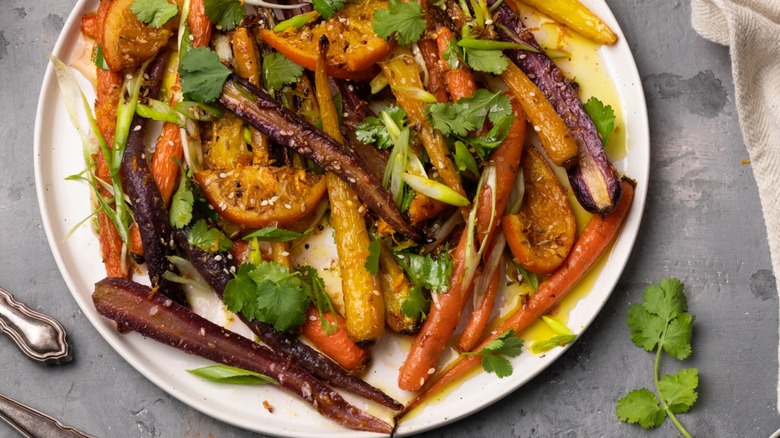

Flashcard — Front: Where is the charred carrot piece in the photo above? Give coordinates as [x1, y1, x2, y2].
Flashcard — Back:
[188, 0, 212, 48]
[80, 11, 99, 40]
[435, 27, 478, 102]
[399, 178, 635, 418]
[301, 307, 370, 374]
[397, 228, 472, 391]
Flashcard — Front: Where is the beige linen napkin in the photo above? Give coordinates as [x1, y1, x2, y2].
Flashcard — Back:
[691, 0, 780, 410]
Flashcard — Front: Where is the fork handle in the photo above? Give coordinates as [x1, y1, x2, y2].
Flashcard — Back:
[0, 287, 71, 365]
[0, 393, 94, 438]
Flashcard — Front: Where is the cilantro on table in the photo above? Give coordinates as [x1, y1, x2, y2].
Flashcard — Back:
[583, 96, 616, 145]
[224, 262, 311, 332]
[187, 365, 278, 385]
[372, 0, 426, 45]
[616, 278, 698, 438]
[203, 0, 245, 31]
[130, 0, 178, 28]
[187, 219, 233, 253]
[262, 52, 304, 92]
[179, 47, 232, 104]
[312, 0, 346, 19]
[464, 330, 523, 378]
[356, 106, 408, 150]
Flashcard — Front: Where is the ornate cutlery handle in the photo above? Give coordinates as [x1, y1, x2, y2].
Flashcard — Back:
[0, 393, 95, 438]
[0, 287, 71, 364]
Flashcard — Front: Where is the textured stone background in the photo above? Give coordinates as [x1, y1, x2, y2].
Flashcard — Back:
[0, 0, 778, 437]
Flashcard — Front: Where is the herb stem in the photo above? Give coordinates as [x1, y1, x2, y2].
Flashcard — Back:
[655, 324, 693, 438]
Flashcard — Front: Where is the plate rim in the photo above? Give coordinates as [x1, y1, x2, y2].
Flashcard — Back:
[33, 0, 650, 436]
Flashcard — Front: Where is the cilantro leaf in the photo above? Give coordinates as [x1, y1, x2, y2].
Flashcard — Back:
[311, 0, 346, 19]
[169, 165, 194, 228]
[401, 285, 430, 320]
[224, 262, 312, 332]
[616, 388, 666, 428]
[663, 312, 695, 360]
[643, 277, 687, 322]
[463, 114, 514, 158]
[188, 365, 277, 385]
[203, 0, 245, 31]
[372, 0, 426, 45]
[467, 330, 524, 378]
[262, 52, 304, 92]
[442, 39, 462, 69]
[427, 89, 512, 137]
[242, 227, 306, 242]
[394, 251, 453, 293]
[187, 219, 233, 253]
[356, 107, 407, 150]
[130, 0, 178, 28]
[224, 264, 259, 319]
[618, 278, 698, 436]
[626, 303, 665, 352]
[658, 368, 698, 414]
[365, 238, 381, 276]
[298, 265, 338, 335]
[179, 47, 232, 104]
[583, 96, 616, 145]
[453, 141, 479, 179]
[463, 48, 508, 75]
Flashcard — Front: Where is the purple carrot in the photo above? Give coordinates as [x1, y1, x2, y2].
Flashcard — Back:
[172, 225, 404, 411]
[92, 277, 394, 433]
[493, 4, 622, 214]
[120, 51, 184, 303]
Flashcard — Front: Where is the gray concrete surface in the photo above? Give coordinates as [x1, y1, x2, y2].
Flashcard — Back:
[1, 0, 778, 437]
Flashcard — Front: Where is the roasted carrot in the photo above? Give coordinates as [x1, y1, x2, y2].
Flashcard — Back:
[435, 27, 478, 102]
[301, 307, 370, 374]
[188, 0, 212, 48]
[94, 0, 127, 278]
[316, 39, 385, 346]
[399, 178, 635, 417]
[457, 256, 502, 352]
[397, 228, 472, 391]
[80, 11, 99, 40]
[128, 223, 144, 258]
[417, 37, 449, 104]
[150, 121, 183, 205]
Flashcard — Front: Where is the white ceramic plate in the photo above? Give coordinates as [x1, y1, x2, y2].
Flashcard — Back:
[34, 1, 649, 436]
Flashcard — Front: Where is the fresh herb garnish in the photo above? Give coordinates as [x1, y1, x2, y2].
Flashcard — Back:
[187, 365, 278, 385]
[512, 261, 539, 291]
[394, 251, 453, 294]
[187, 219, 233, 253]
[130, 0, 178, 28]
[311, 0, 346, 19]
[298, 265, 338, 335]
[242, 227, 306, 242]
[203, 0, 245, 31]
[169, 161, 194, 228]
[453, 141, 479, 179]
[365, 238, 382, 276]
[401, 284, 430, 320]
[356, 106, 407, 150]
[464, 330, 524, 378]
[426, 89, 513, 138]
[179, 47, 232, 104]
[372, 0, 426, 45]
[224, 262, 311, 332]
[616, 278, 698, 437]
[583, 96, 616, 145]
[262, 52, 304, 92]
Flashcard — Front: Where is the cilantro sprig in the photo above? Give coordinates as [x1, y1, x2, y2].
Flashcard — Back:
[262, 52, 304, 92]
[616, 278, 698, 437]
[372, 0, 426, 45]
[130, 0, 178, 28]
[464, 330, 523, 378]
[583, 96, 616, 145]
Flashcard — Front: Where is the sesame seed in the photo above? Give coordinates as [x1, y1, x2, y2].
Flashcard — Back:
[428, 367, 435, 375]
[214, 255, 223, 261]
[281, 251, 290, 257]
[133, 125, 142, 132]
[534, 125, 541, 132]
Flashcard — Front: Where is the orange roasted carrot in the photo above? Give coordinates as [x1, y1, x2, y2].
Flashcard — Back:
[151, 121, 184, 205]
[457, 260, 501, 352]
[399, 178, 635, 417]
[80, 12, 99, 40]
[435, 27, 478, 102]
[301, 307, 370, 374]
[398, 228, 473, 391]
[418, 37, 449, 104]
[189, 0, 212, 48]
[128, 223, 144, 258]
